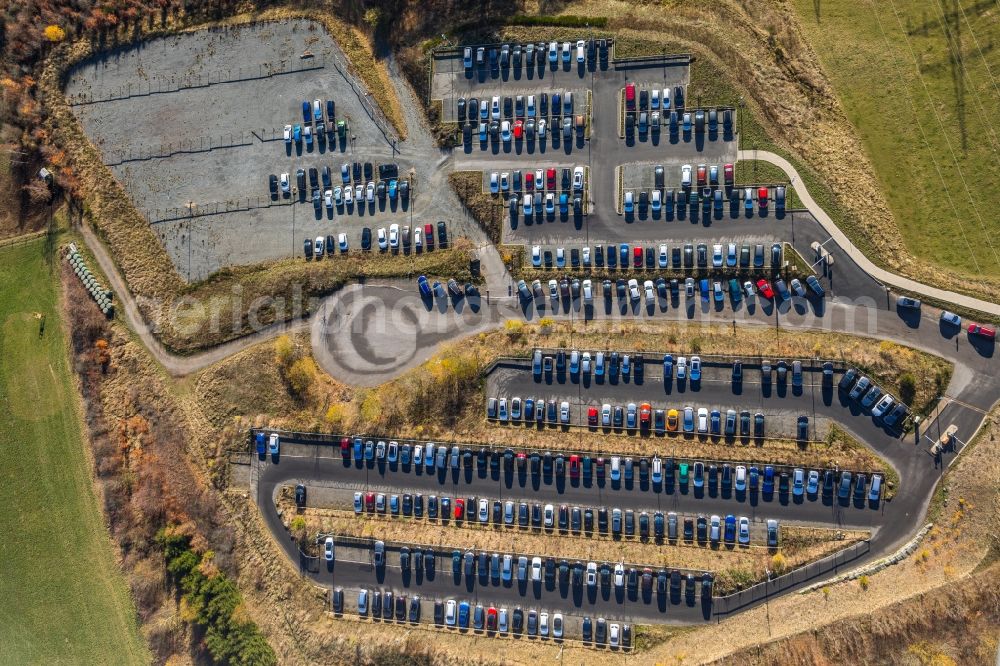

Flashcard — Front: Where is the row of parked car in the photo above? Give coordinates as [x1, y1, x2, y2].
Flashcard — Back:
[490, 166, 584, 194]
[271, 162, 408, 200]
[459, 91, 579, 124]
[462, 38, 610, 72]
[531, 241, 783, 271]
[354, 483, 781, 547]
[285, 98, 349, 144]
[333, 435, 879, 501]
[838, 368, 910, 427]
[514, 272, 822, 309]
[624, 186, 785, 217]
[303, 221, 448, 259]
[466, 114, 583, 145]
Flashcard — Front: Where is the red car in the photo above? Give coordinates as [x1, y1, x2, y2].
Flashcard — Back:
[758, 187, 769, 209]
[639, 402, 652, 428]
[546, 168, 557, 190]
[696, 164, 707, 186]
[525, 171, 534, 190]
[516, 451, 527, 467]
[633, 246, 643, 267]
[756, 279, 775, 299]
[454, 498, 465, 520]
[624, 83, 636, 111]
[424, 223, 434, 248]
[588, 406, 598, 426]
[340, 437, 350, 458]
[968, 322, 997, 339]
[595, 457, 605, 478]
[365, 492, 375, 512]
[486, 607, 498, 631]
[724, 163, 734, 185]
[569, 454, 580, 478]
[513, 119, 524, 139]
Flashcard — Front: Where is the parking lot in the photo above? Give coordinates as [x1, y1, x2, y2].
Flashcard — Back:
[67, 20, 470, 279]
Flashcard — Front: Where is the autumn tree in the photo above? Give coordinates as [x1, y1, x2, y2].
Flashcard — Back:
[44, 25, 66, 42]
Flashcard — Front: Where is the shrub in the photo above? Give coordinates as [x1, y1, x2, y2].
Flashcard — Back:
[690, 338, 702, 353]
[859, 574, 870, 590]
[286, 357, 318, 398]
[504, 320, 525, 340]
[770, 552, 788, 574]
[506, 15, 608, 28]
[274, 335, 295, 369]
[44, 25, 67, 42]
[898, 372, 917, 405]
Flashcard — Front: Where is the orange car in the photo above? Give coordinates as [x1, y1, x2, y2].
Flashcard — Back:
[666, 409, 679, 432]
[639, 403, 652, 428]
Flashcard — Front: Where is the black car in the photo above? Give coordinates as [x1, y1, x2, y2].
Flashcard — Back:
[361, 228, 372, 251]
[839, 367, 859, 391]
[294, 484, 306, 507]
[303, 238, 313, 259]
[434, 600, 444, 625]
[437, 221, 448, 247]
[268, 174, 278, 197]
[582, 616, 593, 642]
[325, 235, 335, 255]
[308, 167, 319, 188]
[512, 607, 524, 634]
[352, 161, 362, 182]
[457, 97, 467, 121]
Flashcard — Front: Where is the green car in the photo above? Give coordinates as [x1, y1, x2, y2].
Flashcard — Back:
[337, 119, 348, 138]
[728, 278, 742, 302]
[679, 462, 689, 485]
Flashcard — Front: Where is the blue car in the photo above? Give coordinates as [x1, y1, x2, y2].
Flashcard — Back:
[479, 123, 487, 141]
[255, 432, 266, 455]
[559, 192, 569, 214]
[700, 278, 710, 301]
[364, 440, 374, 461]
[762, 465, 775, 493]
[749, 466, 759, 490]
[302, 101, 311, 123]
[417, 275, 431, 297]
[662, 354, 673, 377]
[619, 243, 629, 266]
[724, 514, 736, 543]
[293, 124, 301, 142]
[388, 179, 398, 199]
[353, 437, 363, 461]
[458, 601, 470, 628]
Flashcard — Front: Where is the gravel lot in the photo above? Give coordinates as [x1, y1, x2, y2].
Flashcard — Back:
[67, 20, 465, 280]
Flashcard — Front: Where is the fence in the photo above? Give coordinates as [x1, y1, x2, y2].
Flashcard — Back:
[68, 57, 327, 106]
[145, 195, 294, 224]
[103, 131, 257, 166]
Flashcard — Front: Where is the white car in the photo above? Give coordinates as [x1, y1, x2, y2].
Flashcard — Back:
[283, 125, 292, 143]
[354, 183, 362, 200]
[478, 499, 489, 522]
[354, 491, 363, 513]
[539, 611, 549, 637]
[610, 457, 620, 480]
[366, 181, 375, 202]
[413, 227, 422, 248]
[333, 186, 343, 205]
[523, 195, 533, 215]
[609, 623, 620, 647]
[561, 41, 571, 62]
[324, 536, 334, 561]
[526, 95, 535, 117]
[545, 192, 555, 214]
[576, 39, 586, 62]
[337, 233, 348, 251]
[531, 245, 541, 267]
[651, 88, 660, 109]
[735, 465, 747, 491]
[623, 190, 634, 213]
[314, 236, 324, 257]
[658, 244, 668, 268]
[677, 356, 687, 379]
[662, 87, 671, 109]
[463, 46, 472, 68]
[712, 244, 724, 267]
[324, 189, 333, 209]
[343, 185, 353, 204]
[627, 278, 640, 301]
[710, 515, 721, 542]
[388, 224, 399, 248]
[544, 503, 554, 527]
[445, 599, 457, 626]
[501, 121, 512, 142]
[377, 227, 387, 250]
[582, 351, 591, 373]
[573, 166, 585, 191]
[500, 172, 509, 191]
[279, 173, 290, 193]
[538, 119, 547, 137]
[535, 168, 544, 187]
[531, 556, 543, 581]
[552, 612, 563, 639]
[582, 279, 593, 303]
[872, 393, 896, 418]
[651, 188, 662, 211]
[582, 246, 590, 265]
[559, 401, 570, 424]
[697, 407, 708, 433]
[614, 563, 625, 588]
[548, 41, 558, 63]
[489, 172, 499, 194]
[744, 280, 755, 298]
[586, 562, 598, 587]
[644, 280, 655, 302]
[681, 164, 692, 187]
[498, 608, 508, 633]
[690, 356, 702, 380]
[555, 247, 565, 267]
[491, 95, 501, 120]
[738, 517, 751, 545]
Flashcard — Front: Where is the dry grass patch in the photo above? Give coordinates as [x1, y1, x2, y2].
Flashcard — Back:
[280, 497, 869, 596]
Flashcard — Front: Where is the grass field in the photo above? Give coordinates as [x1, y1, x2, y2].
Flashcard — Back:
[0, 239, 147, 664]
[790, 0, 1000, 282]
